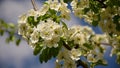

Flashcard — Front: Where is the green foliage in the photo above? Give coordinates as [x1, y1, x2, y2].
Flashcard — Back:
[33, 43, 43, 55]
[16, 38, 21, 46]
[90, 59, 107, 68]
[83, 43, 94, 50]
[113, 15, 120, 31]
[0, 19, 21, 46]
[63, 0, 72, 3]
[39, 47, 61, 63]
[107, 0, 120, 7]
[117, 53, 120, 64]
[92, 20, 99, 27]
[61, 21, 68, 30]
[27, 16, 40, 27]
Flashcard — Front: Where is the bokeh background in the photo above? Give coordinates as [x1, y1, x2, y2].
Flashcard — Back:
[0, 0, 120, 68]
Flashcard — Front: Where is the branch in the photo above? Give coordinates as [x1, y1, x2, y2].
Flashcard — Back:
[96, 0, 107, 8]
[31, 0, 38, 11]
[62, 41, 71, 50]
[76, 60, 88, 68]
[61, 40, 88, 68]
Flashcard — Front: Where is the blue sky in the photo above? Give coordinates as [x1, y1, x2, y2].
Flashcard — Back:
[0, 0, 120, 68]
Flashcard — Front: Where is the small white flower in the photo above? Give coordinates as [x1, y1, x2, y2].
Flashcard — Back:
[57, 48, 70, 61]
[30, 29, 40, 44]
[18, 23, 32, 39]
[63, 58, 76, 68]
[36, 19, 62, 48]
[70, 48, 81, 60]
[18, 14, 27, 24]
[59, 0, 71, 20]
[38, 4, 49, 16]
[28, 9, 38, 16]
[50, 0, 61, 11]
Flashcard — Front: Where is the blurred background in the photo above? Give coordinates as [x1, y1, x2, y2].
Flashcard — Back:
[0, 0, 120, 68]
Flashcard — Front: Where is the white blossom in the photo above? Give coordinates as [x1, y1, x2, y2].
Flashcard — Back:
[36, 19, 62, 48]
[38, 4, 49, 16]
[50, 0, 61, 11]
[70, 48, 81, 60]
[63, 58, 76, 68]
[30, 29, 40, 44]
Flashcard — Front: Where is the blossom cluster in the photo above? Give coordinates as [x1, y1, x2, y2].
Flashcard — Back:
[18, 0, 118, 68]
[71, 0, 120, 35]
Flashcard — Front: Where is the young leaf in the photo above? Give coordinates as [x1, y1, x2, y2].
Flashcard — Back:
[39, 46, 61, 63]
[83, 43, 94, 50]
[33, 44, 43, 56]
[16, 38, 21, 46]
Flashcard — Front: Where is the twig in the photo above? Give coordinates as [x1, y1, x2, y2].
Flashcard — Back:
[76, 60, 88, 68]
[101, 43, 110, 46]
[31, 0, 38, 11]
[96, 0, 107, 8]
[62, 41, 71, 50]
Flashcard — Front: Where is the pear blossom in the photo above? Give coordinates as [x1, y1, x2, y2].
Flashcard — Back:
[70, 48, 81, 60]
[63, 58, 76, 68]
[30, 29, 40, 44]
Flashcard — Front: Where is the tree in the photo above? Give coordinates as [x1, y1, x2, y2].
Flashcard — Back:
[0, 0, 120, 68]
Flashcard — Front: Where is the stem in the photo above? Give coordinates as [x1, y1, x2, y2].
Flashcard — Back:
[76, 60, 88, 68]
[31, 0, 38, 11]
[62, 41, 71, 50]
[96, 0, 107, 8]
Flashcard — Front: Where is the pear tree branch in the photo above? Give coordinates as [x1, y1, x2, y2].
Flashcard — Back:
[31, 0, 38, 11]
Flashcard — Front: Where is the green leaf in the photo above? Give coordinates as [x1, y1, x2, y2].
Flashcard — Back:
[63, 0, 72, 3]
[16, 38, 21, 46]
[49, 9, 56, 15]
[113, 15, 120, 24]
[61, 21, 68, 30]
[5, 35, 14, 43]
[92, 20, 98, 26]
[27, 16, 34, 25]
[27, 16, 40, 26]
[96, 59, 108, 66]
[41, 14, 50, 21]
[90, 59, 107, 68]
[0, 29, 4, 36]
[33, 44, 43, 56]
[83, 7, 90, 14]
[116, 24, 120, 31]
[39, 47, 60, 63]
[117, 52, 120, 64]
[89, 0, 100, 13]
[39, 47, 50, 63]
[83, 43, 94, 50]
